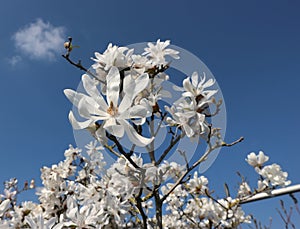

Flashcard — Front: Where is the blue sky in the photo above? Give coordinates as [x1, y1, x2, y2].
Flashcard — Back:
[0, 0, 300, 227]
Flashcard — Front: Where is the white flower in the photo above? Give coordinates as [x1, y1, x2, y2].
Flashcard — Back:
[143, 39, 179, 65]
[24, 214, 57, 229]
[182, 72, 217, 102]
[57, 196, 98, 228]
[0, 199, 10, 217]
[237, 182, 252, 198]
[91, 43, 133, 71]
[258, 163, 291, 187]
[187, 172, 208, 195]
[165, 97, 208, 137]
[246, 151, 269, 167]
[64, 66, 154, 146]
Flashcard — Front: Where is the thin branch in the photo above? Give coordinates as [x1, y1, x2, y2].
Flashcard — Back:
[103, 144, 121, 157]
[221, 137, 244, 147]
[106, 133, 140, 169]
[155, 133, 183, 166]
[161, 137, 243, 203]
[62, 54, 105, 84]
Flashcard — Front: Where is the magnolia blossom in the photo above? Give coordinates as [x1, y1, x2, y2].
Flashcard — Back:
[187, 171, 208, 195]
[143, 39, 179, 65]
[64, 66, 154, 146]
[237, 182, 252, 198]
[246, 151, 269, 168]
[258, 163, 291, 187]
[24, 215, 57, 229]
[182, 71, 217, 102]
[0, 199, 10, 217]
[91, 43, 133, 75]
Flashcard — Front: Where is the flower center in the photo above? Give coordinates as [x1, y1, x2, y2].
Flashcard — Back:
[107, 101, 118, 116]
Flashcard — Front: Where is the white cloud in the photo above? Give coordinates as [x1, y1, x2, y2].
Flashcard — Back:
[8, 55, 22, 66]
[12, 18, 65, 60]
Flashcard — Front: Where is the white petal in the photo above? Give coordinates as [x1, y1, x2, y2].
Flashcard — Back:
[126, 105, 148, 119]
[106, 66, 120, 106]
[202, 78, 215, 88]
[82, 74, 108, 109]
[64, 89, 84, 107]
[183, 77, 194, 93]
[198, 72, 206, 86]
[68, 111, 93, 130]
[183, 124, 194, 137]
[182, 91, 194, 98]
[124, 73, 149, 98]
[103, 117, 116, 128]
[204, 90, 218, 99]
[105, 122, 124, 138]
[191, 72, 198, 88]
[0, 199, 10, 216]
[118, 94, 132, 114]
[119, 119, 154, 146]
[132, 117, 146, 125]
[24, 216, 35, 228]
[119, 73, 149, 112]
[78, 98, 108, 120]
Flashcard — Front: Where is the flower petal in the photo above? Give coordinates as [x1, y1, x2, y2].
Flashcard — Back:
[78, 98, 108, 120]
[119, 119, 154, 146]
[64, 89, 85, 108]
[119, 73, 149, 112]
[191, 72, 198, 88]
[82, 74, 108, 110]
[104, 120, 124, 138]
[68, 111, 93, 130]
[183, 77, 193, 94]
[106, 66, 120, 106]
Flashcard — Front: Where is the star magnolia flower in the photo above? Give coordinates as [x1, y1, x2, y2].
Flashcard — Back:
[64, 66, 154, 147]
[143, 39, 179, 65]
[246, 151, 269, 168]
[24, 214, 57, 229]
[259, 163, 291, 187]
[181, 72, 217, 103]
[91, 43, 133, 71]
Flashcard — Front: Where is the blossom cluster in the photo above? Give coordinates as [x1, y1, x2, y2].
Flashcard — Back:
[64, 40, 218, 147]
[0, 142, 291, 228]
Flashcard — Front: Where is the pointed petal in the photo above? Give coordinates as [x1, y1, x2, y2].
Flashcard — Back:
[191, 72, 198, 87]
[198, 72, 206, 86]
[104, 121, 124, 138]
[119, 73, 149, 112]
[131, 117, 146, 125]
[183, 124, 194, 137]
[64, 89, 85, 107]
[78, 98, 108, 120]
[106, 66, 120, 106]
[82, 74, 108, 109]
[128, 105, 148, 118]
[68, 111, 93, 130]
[202, 78, 215, 88]
[183, 77, 194, 93]
[119, 120, 154, 146]
[124, 73, 149, 98]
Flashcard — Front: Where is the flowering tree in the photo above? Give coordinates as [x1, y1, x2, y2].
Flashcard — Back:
[0, 39, 298, 228]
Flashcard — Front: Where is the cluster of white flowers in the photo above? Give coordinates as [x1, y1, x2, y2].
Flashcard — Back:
[1, 143, 291, 228]
[64, 39, 217, 147]
[0, 40, 293, 228]
[243, 151, 291, 193]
